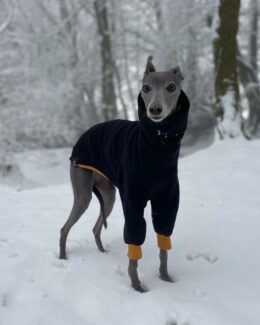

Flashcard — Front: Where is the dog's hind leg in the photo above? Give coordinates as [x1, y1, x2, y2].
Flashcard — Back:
[92, 174, 116, 252]
[59, 165, 93, 259]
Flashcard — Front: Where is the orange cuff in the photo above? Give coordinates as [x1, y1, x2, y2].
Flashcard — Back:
[157, 234, 172, 250]
[127, 244, 142, 260]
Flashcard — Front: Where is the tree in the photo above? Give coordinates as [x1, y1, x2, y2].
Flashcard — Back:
[94, 0, 117, 121]
[238, 0, 260, 138]
[213, 0, 241, 138]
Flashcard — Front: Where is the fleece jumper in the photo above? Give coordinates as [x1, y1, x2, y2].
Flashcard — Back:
[70, 90, 190, 258]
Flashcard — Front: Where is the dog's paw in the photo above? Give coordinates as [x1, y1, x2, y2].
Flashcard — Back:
[159, 273, 176, 283]
[132, 283, 148, 293]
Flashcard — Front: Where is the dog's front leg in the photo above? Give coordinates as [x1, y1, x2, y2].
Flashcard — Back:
[128, 260, 146, 292]
[159, 249, 174, 282]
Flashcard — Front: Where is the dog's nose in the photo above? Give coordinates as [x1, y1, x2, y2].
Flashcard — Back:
[149, 105, 162, 116]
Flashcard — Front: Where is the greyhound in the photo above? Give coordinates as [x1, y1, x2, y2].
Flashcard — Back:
[59, 56, 190, 292]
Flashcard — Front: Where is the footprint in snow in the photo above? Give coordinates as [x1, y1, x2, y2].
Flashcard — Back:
[192, 287, 207, 299]
[0, 238, 8, 245]
[166, 320, 190, 325]
[8, 252, 19, 259]
[186, 252, 218, 263]
[115, 265, 125, 277]
[201, 252, 218, 263]
[1, 293, 11, 307]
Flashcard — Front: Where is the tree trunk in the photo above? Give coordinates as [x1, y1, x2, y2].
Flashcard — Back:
[213, 0, 241, 138]
[59, 0, 78, 69]
[81, 84, 99, 125]
[237, 0, 260, 138]
[154, 0, 163, 32]
[116, 1, 136, 117]
[237, 48, 260, 137]
[249, 0, 258, 74]
[94, 0, 117, 121]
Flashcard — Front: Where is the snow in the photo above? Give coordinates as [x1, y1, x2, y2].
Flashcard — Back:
[1, 139, 260, 325]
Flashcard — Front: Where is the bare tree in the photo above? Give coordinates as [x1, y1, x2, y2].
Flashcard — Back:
[249, 0, 258, 74]
[58, 0, 79, 69]
[154, 0, 163, 32]
[94, 0, 117, 121]
[237, 0, 260, 138]
[213, 0, 241, 138]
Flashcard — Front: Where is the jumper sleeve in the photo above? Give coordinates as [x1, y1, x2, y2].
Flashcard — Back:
[119, 171, 149, 246]
[119, 189, 148, 246]
[150, 178, 180, 237]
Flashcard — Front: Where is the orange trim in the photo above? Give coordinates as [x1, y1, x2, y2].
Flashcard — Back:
[157, 234, 172, 250]
[127, 244, 142, 260]
[77, 164, 108, 180]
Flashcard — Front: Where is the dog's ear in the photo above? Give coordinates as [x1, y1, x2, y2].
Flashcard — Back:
[171, 66, 184, 81]
[144, 56, 156, 76]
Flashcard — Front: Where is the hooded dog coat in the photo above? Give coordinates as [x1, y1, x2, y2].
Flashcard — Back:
[70, 90, 190, 257]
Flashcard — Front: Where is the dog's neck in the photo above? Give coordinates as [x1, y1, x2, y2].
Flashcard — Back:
[137, 90, 190, 147]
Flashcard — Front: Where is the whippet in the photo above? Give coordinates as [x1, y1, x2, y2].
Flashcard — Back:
[59, 56, 190, 292]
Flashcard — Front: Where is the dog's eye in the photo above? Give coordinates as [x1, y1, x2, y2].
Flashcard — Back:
[142, 85, 151, 93]
[166, 83, 176, 92]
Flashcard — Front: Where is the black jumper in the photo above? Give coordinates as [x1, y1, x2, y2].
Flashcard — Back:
[70, 90, 190, 246]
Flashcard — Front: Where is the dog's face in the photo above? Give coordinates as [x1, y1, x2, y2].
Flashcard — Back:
[141, 56, 184, 122]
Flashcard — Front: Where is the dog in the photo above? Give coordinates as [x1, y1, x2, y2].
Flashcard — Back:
[59, 56, 190, 292]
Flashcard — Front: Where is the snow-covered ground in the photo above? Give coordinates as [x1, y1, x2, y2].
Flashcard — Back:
[1, 139, 260, 325]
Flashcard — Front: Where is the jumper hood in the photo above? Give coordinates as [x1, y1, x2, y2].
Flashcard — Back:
[137, 90, 190, 145]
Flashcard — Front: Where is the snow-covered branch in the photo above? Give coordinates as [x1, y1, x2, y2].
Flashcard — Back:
[0, 0, 15, 35]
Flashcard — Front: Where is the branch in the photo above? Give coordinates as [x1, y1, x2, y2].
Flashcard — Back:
[0, 0, 15, 35]
[13, 2, 84, 44]
[79, 0, 95, 18]
[35, 0, 58, 26]
[123, 28, 155, 46]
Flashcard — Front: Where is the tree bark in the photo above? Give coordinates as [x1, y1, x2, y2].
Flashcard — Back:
[154, 0, 163, 32]
[237, 49, 260, 137]
[94, 0, 117, 121]
[59, 0, 78, 69]
[237, 0, 260, 138]
[249, 0, 258, 74]
[213, 0, 241, 138]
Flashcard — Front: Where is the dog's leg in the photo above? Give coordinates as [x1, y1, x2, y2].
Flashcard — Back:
[92, 174, 116, 252]
[128, 259, 146, 292]
[159, 249, 174, 282]
[59, 166, 93, 259]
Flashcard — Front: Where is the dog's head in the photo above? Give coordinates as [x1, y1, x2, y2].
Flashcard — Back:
[141, 56, 184, 123]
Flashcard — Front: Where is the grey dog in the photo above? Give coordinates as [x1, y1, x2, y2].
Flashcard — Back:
[59, 56, 189, 292]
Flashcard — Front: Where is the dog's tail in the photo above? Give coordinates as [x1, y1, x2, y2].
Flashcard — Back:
[92, 186, 108, 229]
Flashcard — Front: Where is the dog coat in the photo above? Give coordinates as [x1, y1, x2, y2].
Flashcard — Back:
[70, 90, 190, 258]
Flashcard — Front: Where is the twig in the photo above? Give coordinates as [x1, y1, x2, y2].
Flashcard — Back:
[0, 0, 15, 35]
